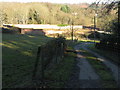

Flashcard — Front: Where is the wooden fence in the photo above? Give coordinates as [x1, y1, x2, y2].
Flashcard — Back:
[32, 37, 66, 87]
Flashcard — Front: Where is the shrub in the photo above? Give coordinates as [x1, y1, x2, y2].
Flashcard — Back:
[95, 35, 120, 52]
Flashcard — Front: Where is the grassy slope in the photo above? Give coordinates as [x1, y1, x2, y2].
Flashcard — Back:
[44, 52, 76, 88]
[43, 40, 77, 88]
[2, 34, 76, 88]
[87, 43, 120, 64]
[2, 34, 52, 87]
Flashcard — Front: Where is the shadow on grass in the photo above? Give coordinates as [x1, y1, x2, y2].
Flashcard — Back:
[2, 33, 78, 88]
[2, 33, 53, 88]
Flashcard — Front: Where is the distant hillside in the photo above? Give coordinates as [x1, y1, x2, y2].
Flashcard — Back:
[0, 2, 94, 26]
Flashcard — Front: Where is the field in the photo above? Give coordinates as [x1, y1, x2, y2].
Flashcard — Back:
[2, 33, 52, 87]
[2, 33, 76, 88]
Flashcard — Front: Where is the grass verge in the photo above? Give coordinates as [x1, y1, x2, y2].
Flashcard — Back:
[44, 47, 76, 88]
[80, 49, 117, 88]
[87, 43, 120, 65]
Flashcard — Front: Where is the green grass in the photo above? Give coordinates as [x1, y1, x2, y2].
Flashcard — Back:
[79, 48, 117, 88]
[66, 39, 99, 49]
[79, 39, 100, 43]
[44, 48, 76, 88]
[2, 33, 76, 88]
[66, 40, 82, 49]
[66, 40, 118, 88]
[87, 43, 120, 64]
[2, 34, 52, 88]
[57, 24, 68, 27]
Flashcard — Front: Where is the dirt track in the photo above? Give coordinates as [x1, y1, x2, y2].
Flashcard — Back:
[65, 42, 119, 88]
[80, 42, 119, 84]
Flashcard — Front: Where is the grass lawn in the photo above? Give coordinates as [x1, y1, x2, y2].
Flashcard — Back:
[2, 33, 52, 88]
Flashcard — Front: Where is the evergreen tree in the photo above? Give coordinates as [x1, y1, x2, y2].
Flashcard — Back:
[60, 5, 70, 13]
[28, 9, 41, 24]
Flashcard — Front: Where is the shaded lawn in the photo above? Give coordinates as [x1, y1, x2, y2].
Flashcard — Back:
[2, 34, 52, 88]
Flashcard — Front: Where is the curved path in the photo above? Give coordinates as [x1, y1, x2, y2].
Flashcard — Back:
[66, 42, 119, 88]
[80, 42, 119, 83]
[74, 43, 102, 88]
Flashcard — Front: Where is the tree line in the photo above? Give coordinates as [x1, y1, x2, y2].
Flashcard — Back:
[0, 2, 94, 26]
[0, 1, 119, 36]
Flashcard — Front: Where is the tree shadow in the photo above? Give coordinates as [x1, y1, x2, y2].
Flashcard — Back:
[2, 33, 54, 88]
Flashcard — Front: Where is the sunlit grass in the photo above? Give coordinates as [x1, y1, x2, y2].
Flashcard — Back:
[2, 34, 52, 88]
[2, 42, 20, 49]
[21, 51, 33, 57]
[86, 56, 96, 60]
[2, 33, 76, 88]
[79, 39, 100, 43]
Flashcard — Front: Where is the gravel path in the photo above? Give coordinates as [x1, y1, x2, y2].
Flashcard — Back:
[80, 42, 120, 86]
[65, 42, 120, 88]
[74, 44, 102, 88]
[65, 43, 102, 88]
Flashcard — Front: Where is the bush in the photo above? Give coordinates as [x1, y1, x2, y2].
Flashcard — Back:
[95, 35, 120, 52]
[88, 31, 100, 39]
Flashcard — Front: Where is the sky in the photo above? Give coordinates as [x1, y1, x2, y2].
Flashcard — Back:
[0, 0, 100, 4]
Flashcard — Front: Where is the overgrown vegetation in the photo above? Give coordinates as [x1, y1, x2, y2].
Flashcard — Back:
[93, 1, 120, 57]
[94, 0, 119, 35]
